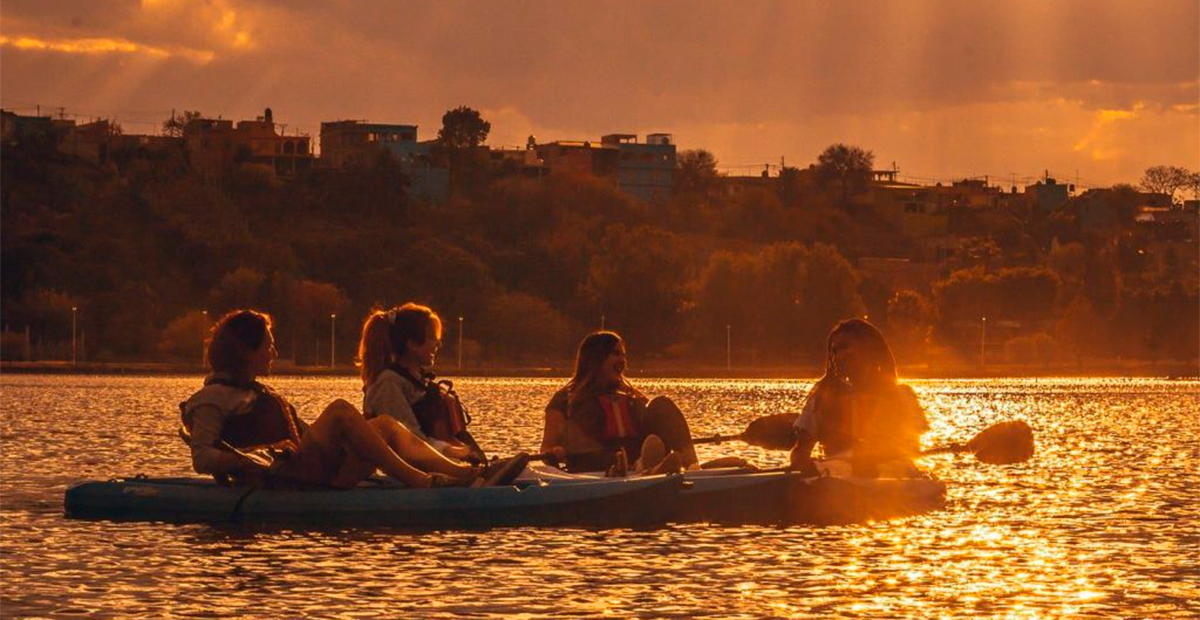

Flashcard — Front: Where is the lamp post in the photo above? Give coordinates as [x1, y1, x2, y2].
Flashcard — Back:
[980, 316, 987, 368]
[726, 324, 731, 371]
[330, 313, 336, 368]
[457, 316, 464, 370]
[71, 306, 77, 366]
[201, 310, 208, 367]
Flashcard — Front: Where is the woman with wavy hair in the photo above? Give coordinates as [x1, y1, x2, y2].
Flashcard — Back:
[540, 331, 700, 475]
[181, 309, 478, 489]
[788, 318, 929, 477]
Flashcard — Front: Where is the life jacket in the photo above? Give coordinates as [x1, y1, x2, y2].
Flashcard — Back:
[180, 377, 304, 451]
[596, 393, 640, 441]
[390, 365, 470, 442]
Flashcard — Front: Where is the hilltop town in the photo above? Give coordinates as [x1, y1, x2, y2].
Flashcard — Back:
[2, 105, 1197, 374]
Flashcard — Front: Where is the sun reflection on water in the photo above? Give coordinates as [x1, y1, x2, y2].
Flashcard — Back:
[1, 375, 1197, 618]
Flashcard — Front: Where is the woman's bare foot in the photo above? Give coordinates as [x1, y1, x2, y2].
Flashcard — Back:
[635, 435, 667, 472]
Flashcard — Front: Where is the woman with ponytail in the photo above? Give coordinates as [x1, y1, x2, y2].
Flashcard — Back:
[358, 303, 485, 463]
[788, 318, 929, 477]
[181, 309, 478, 489]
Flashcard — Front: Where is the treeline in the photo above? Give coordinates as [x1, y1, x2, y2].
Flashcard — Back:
[1, 132, 1196, 369]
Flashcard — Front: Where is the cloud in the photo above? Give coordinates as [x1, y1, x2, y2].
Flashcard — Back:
[1, 0, 1196, 184]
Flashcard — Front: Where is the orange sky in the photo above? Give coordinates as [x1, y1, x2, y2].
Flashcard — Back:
[2, 0, 1197, 187]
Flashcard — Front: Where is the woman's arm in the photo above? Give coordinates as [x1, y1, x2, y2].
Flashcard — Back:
[541, 407, 568, 464]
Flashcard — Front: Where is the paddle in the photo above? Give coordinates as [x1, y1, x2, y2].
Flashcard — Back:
[696, 414, 1035, 465]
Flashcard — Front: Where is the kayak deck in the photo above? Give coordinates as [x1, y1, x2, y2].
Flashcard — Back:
[518, 464, 947, 525]
[64, 475, 684, 528]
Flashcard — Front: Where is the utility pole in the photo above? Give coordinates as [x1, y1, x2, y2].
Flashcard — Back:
[600, 315, 606, 331]
[457, 316, 464, 370]
[330, 313, 337, 368]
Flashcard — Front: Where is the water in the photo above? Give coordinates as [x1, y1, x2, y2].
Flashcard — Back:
[2, 375, 1197, 619]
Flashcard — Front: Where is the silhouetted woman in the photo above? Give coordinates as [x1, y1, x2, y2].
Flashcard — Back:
[541, 331, 700, 474]
[181, 309, 477, 489]
[789, 318, 929, 477]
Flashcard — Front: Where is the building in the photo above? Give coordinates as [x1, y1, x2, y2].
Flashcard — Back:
[318, 119, 448, 204]
[870, 179, 950, 238]
[1026, 175, 1074, 213]
[184, 108, 312, 178]
[320, 120, 419, 168]
[600, 133, 675, 202]
[534, 140, 620, 182]
[1, 110, 75, 147]
[487, 137, 548, 178]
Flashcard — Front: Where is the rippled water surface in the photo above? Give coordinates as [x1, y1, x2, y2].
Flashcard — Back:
[2, 375, 1197, 619]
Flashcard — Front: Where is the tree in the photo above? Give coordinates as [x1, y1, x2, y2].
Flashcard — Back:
[816, 143, 874, 209]
[437, 106, 491, 150]
[157, 310, 211, 360]
[674, 149, 720, 197]
[1139, 165, 1192, 206]
[162, 110, 203, 137]
[886, 290, 933, 364]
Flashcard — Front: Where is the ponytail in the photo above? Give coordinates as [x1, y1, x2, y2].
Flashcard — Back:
[356, 310, 392, 389]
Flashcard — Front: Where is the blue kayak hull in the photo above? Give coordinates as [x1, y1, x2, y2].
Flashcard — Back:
[64, 475, 684, 528]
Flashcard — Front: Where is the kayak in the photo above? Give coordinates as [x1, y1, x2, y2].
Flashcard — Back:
[63, 474, 684, 528]
[517, 463, 947, 525]
[65, 466, 944, 528]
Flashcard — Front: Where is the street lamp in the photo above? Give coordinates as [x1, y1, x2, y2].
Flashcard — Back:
[980, 316, 987, 368]
[201, 310, 208, 368]
[726, 324, 731, 371]
[71, 306, 77, 366]
[457, 316, 464, 370]
[330, 313, 337, 368]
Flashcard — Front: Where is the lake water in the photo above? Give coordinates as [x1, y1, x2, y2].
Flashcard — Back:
[1, 375, 1197, 619]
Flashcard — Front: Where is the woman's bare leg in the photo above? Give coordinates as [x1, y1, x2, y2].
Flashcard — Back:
[367, 416, 476, 478]
[302, 400, 429, 487]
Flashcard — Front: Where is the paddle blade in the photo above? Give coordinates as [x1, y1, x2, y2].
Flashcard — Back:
[965, 420, 1035, 464]
[742, 413, 799, 450]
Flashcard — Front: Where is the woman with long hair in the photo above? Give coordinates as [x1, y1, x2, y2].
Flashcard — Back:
[181, 309, 478, 489]
[540, 331, 700, 475]
[788, 318, 929, 477]
[358, 303, 483, 462]
[358, 303, 527, 484]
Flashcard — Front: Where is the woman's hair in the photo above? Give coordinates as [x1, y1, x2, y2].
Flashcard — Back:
[206, 309, 272, 380]
[819, 317, 897, 389]
[357, 302, 442, 386]
[566, 331, 634, 406]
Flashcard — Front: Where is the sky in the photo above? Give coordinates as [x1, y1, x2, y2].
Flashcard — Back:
[1, 0, 1197, 188]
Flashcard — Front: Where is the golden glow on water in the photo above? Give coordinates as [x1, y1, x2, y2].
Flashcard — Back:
[1, 376, 1197, 618]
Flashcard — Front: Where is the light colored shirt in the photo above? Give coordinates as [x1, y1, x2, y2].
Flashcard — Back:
[182, 380, 261, 475]
[363, 368, 450, 452]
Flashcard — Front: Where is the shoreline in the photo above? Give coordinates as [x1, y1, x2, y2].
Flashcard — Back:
[3, 360, 1196, 380]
